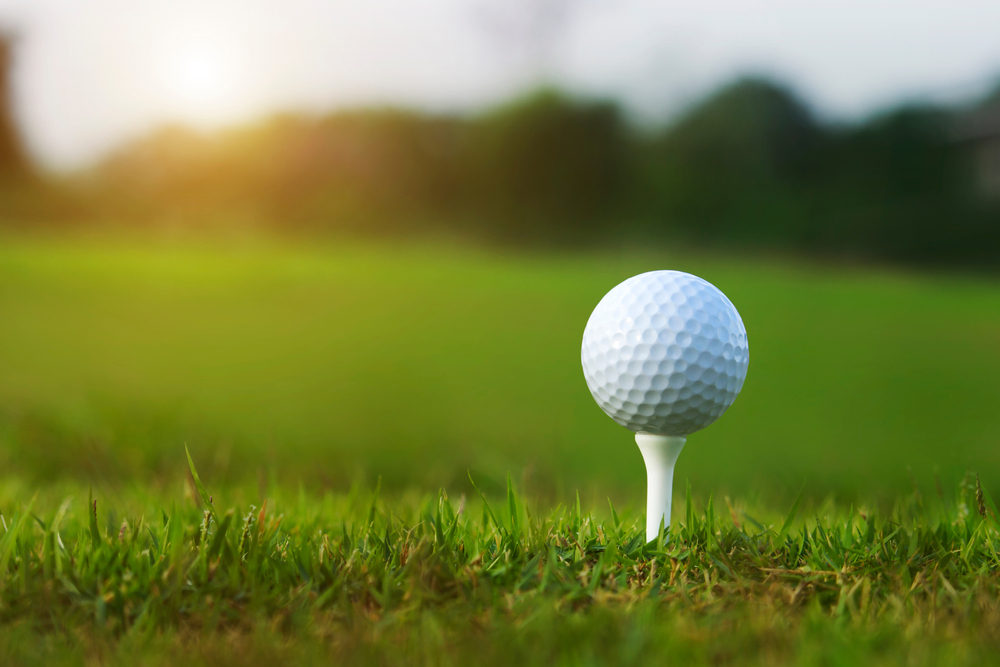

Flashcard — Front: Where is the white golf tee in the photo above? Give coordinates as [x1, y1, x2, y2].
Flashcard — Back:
[635, 433, 687, 542]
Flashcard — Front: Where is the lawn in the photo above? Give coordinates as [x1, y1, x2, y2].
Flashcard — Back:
[1, 237, 1000, 665]
[0, 238, 998, 500]
[2, 460, 1000, 666]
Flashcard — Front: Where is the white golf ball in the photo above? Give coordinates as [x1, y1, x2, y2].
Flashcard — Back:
[581, 270, 749, 436]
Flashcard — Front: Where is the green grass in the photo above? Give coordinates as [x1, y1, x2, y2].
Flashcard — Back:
[2, 236, 1000, 664]
[1, 238, 999, 501]
[2, 456, 1000, 666]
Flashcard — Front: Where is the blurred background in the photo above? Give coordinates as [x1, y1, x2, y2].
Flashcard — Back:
[0, 0, 999, 504]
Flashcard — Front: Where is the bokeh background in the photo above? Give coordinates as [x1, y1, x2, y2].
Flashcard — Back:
[0, 0, 999, 504]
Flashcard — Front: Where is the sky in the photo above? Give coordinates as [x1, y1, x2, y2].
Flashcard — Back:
[2, 0, 1000, 170]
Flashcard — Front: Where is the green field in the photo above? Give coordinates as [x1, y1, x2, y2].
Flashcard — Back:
[2, 238, 1000, 665]
[1, 238, 999, 499]
[2, 463, 1000, 666]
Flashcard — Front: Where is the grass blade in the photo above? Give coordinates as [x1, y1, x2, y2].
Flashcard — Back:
[0, 494, 37, 586]
[208, 510, 235, 560]
[608, 498, 621, 538]
[185, 445, 215, 516]
[507, 473, 520, 539]
[777, 482, 806, 543]
[468, 471, 503, 535]
[88, 487, 101, 548]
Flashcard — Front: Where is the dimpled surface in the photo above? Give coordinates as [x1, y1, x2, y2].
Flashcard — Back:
[581, 270, 749, 436]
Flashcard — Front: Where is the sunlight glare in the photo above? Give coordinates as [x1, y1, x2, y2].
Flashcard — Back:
[159, 32, 244, 123]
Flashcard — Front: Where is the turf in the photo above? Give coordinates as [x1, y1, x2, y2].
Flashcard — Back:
[2, 456, 1000, 666]
[2, 237, 1000, 665]
[1, 238, 999, 502]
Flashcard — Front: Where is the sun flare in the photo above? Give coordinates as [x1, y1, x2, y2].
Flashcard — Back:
[173, 50, 226, 98]
[158, 32, 243, 122]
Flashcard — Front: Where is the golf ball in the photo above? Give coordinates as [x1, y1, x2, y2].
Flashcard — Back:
[581, 270, 749, 436]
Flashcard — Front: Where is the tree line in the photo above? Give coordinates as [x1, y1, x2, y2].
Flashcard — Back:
[5, 73, 1000, 265]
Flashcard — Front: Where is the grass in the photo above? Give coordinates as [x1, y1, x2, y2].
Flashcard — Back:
[2, 453, 1000, 666]
[2, 235, 1000, 664]
[1, 238, 999, 502]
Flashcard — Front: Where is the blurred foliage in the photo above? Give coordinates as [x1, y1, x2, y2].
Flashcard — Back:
[86, 90, 630, 243]
[633, 79, 999, 263]
[464, 91, 628, 240]
[0, 66, 998, 262]
[59, 79, 996, 264]
[0, 36, 30, 179]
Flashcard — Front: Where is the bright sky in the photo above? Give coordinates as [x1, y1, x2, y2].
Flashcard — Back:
[2, 0, 1000, 169]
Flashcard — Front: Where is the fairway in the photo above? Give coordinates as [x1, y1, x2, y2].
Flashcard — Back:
[3, 238, 1000, 666]
[1, 239, 999, 503]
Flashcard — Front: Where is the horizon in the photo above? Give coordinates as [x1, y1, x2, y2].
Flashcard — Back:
[16, 75, 1000, 178]
[1, 0, 1000, 171]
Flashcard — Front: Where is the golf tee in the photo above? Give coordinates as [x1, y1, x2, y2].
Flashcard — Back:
[635, 433, 687, 542]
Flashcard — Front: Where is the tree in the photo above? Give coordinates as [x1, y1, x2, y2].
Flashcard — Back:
[0, 34, 30, 178]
